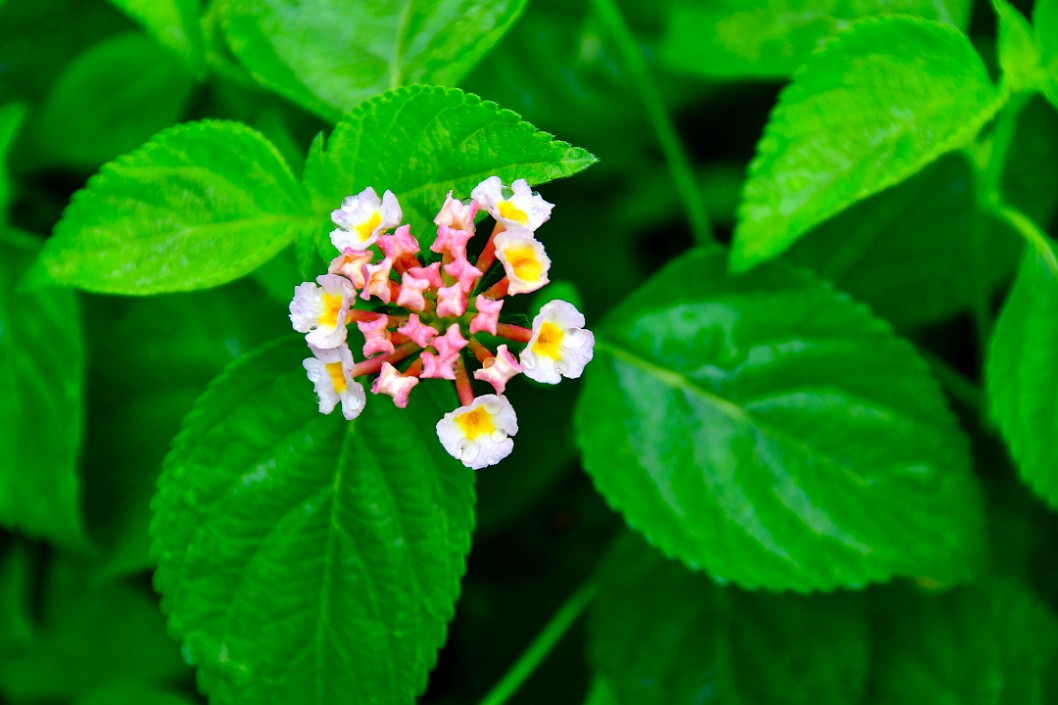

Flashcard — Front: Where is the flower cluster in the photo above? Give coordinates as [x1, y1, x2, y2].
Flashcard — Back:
[289, 177, 594, 469]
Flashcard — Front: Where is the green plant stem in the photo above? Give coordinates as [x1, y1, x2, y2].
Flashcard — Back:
[589, 0, 714, 245]
[989, 203, 1058, 276]
[476, 578, 600, 705]
[921, 351, 983, 412]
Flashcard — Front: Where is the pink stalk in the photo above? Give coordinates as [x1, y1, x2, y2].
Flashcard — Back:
[495, 323, 532, 344]
[347, 309, 386, 324]
[467, 338, 494, 364]
[481, 277, 509, 299]
[350, 342, 419, 378]
[454, 354, 475, 406]
[474, 221, 506, 273]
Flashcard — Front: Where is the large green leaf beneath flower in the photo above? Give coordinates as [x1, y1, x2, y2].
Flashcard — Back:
[575, 248, 984, 591]
[0, 557, 188, 700]
[152, 338, 475, 705]
[869, 581, 1058, 704]
[0, 230, 85, 547]
[303, 85, 596, 258]
[32, 120, 314, 294]
[786, 154, 1020, 329]
[660, 0, 970, 79]
[987, 247, 1058, 510]
[217, 0, 529, 120]
[32, 33, 195, 168]
[106, 0, 205, 75]
[590, 536, 869, 705]
[730, 16, 1003, 272]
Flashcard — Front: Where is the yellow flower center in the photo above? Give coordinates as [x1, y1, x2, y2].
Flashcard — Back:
[532, 321, 565, 359]
[504, 245, 543, 282]
[325, 362, 347, 392]
[317, 292, 344, 327]
[497, 200, 529, 225]
[354, 210, 382, 242]
[455, 406, 495, 440]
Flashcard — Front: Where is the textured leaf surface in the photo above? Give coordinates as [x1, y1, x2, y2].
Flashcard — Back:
[218, 0, 528, 120]
[731, 17, 1003, 271]
[661, 0, 970, 79]
[0, 231, 84, 547]
[106, 0, 205, 74]
[987, 247, 1058, 510]
[34, 120, 313, 294]
[152, 338, 475, 705]
[303, 85, 596, 255]
[786, 154, 1020, 329]
[575, 248, 984, 591]
[34, 32, 194, 167]
[590, 537, 869, 705]
[994, 0, 1044, 92]
[870, 581, 1058, 704]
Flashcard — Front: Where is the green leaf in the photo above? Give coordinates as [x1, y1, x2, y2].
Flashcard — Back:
[33, 120, 314, 295]
[785, 154, 1020, 329]
[1035, 0, 1058, 110]
[590, 537, 869, 705]
[994, 0, 1045, 93]
[106, 0, 206, 75]
[0, 542, 34, 652]
[869, 581, 1058, 704]
[152, 338, 475, 705]
[75, 685, 197, 705]
[303, 85, 596, 256]
[0, 231, 85, 547]
[32, 32, 195, 168]
[987, 246, 1058, 510]
[575, 247, 984, 591]
[0, 103, 24, 220]
[217, 0, 529, 120]
[730, 16, 1003, 272]
[660, 0, 971, 79]
[0, 557, 188, 700]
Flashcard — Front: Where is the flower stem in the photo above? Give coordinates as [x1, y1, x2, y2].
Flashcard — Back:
[468, 337, 495, 364]
[482, 277, 509, 299]
[475, 578, 600, 705]
[590, 0, 713, 245]
[476, 221, 506, 272]
[349, 342, 419, 378]
[496, 323, 532, 344]
[454, 353, 475, 406]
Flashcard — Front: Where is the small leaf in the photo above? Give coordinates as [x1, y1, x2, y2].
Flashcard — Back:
[34, 120, 314, 295]
[994, 0, 1044, 93]
[869, 581, 1058, 704]
[32, 32, 195, 168]
[1035, 0, 1058, 110]
[660, 0, 971, 79]
[987, 246, 1058, 510]
[152, 338, 475, 705]
[730, 16, 1003, 271]
[217, 0, 529, 120]
[303, 85, 596, 256]
[106, 0, 206, 75]
[575, 247, 985, 591]
[0, 231, 85, 547]
[590, 536, 870, 705]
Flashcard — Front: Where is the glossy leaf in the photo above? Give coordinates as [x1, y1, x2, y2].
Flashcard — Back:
[870, 581, 1058, 704]
[106, 0, 205, 74]
[994, 0, 1044, 93]
[33, 32, 195, 168]
[0, 231, 85, 547]
[1035, 0, 1058, 110]
[786, 154, 1020, 329]
[575, 248, 984, 591]
[661, 0, 971, 79]
[33, 120, 314, 295]
[152, 338, 475, 705]
[218, 0, 529, 120]
[730, 16, 1003, 271]
[987, 247, 1058, 510]
[590, 537, 869, 705]
[0, 103, 24, 219]
[303, 85, 596, 256]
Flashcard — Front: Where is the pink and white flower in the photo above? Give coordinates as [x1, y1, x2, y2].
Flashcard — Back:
[520, 300, 595, 384]
[302, 344, 366, 420]
[331, 187, 402, 251]
[471, 177, 553, 231]
[289, 274, 355, 349]
[436, 394, 518, 469]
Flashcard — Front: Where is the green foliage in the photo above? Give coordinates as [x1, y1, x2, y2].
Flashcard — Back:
[0, 558, 188, 700]
[0, 230, 85, 547]
[1035, 0, 1058, 109]
[106, 0, 206, 75]
[33, 120, 313, 294]
[731, 16, 1003, 271]
[994, 0, 1044, 93]
[0, 103, 24, 219]
[987, 247, 1058, 510]
[302, 85, 596, 256]
[661, 0, 971, 79]
[152, 338, 475, 705]
[0, 542, 33, 652]
[575, 248, 984, 591]
[75, 683, 199, 705]
[217, 0, 529, 120]
[590, 537, 869, 705]
[33, 32, 195, 168]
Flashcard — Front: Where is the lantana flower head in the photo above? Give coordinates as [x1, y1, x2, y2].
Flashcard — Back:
[289, 177, 593, 469]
